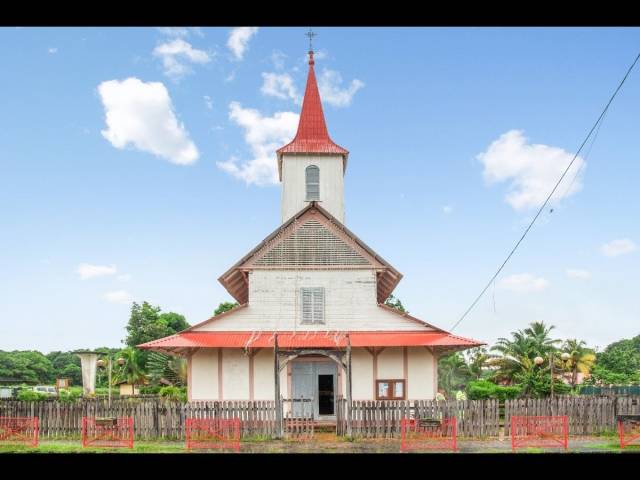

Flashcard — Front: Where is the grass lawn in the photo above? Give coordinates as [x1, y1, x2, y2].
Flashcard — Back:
[1, 435, 639, 453]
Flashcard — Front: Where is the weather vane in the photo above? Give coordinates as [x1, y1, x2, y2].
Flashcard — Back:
[306, 28, 316, 51]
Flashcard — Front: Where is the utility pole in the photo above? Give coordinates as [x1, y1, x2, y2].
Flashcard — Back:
[549, 352, 555, 400]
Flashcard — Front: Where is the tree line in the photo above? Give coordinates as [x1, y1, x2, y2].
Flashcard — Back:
[438, 320, 640, 399]
[0, 300, 238, 391]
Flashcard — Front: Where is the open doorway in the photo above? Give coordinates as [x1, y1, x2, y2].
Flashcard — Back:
[318, 374, 335, 415]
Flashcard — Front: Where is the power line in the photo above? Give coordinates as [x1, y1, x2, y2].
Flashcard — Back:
[450, 49, 640, 333]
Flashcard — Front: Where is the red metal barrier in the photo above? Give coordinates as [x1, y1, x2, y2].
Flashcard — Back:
[618, 415, 640, 449]
[400, 417, 457, 452]
[185, 418, 241, 452]
[81, 417, 134, 449]
[511, 416, 568, 451]
[0, 417, 39, 448]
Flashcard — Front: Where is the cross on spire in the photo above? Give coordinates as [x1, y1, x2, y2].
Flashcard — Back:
[306, 28, 316, 52]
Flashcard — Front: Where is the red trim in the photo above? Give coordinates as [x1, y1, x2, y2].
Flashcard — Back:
[139, 330, 484, 350]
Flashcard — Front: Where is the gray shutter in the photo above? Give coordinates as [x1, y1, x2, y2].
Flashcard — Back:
[312, 287, 324, 324]
[301, 288, 313, 324]
[301, 287, 324, 324]
[305, 166, 320, 201]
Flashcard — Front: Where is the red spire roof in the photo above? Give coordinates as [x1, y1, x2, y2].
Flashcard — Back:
[277, 51, 348, 179]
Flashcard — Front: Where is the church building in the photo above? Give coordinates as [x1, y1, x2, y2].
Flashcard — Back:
[139, 47, 483, 422]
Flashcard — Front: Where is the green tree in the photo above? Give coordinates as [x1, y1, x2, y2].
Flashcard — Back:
[384, 294, 407, 314]
[597, 335, 640, 378]
[113, 348, 148, 387]
[561, 339, 596, 389]
[438, 353, 470, 395]
[492, 320, 560, 384]
[46, 351, 82, 386]
[463, 347, 491, 380]
[214, 301, 239, 316]
[0, 351, 53, 384]
[124, 302, 189, 367]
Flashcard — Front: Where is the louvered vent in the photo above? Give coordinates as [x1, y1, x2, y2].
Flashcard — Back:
[301, 287, 324, 324]
[254, 220, 370, 267]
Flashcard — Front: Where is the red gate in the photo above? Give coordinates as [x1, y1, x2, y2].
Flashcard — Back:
[511, 416, 568, 451]
[82, 417, 134, 449]
[400, 417, 457, 452]
[185, 418, 241, 452]
[618, 415, 640, 449]
[0, 417, 39, 447]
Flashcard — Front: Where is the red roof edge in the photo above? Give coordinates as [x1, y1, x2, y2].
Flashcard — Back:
[276, 50, 348, 180]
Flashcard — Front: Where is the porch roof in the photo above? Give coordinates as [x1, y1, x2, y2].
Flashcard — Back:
[138, 330, 484, 354]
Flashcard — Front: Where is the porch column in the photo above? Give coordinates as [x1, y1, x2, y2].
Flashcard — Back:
[346, 336, 353, 437]
[274, 334, 283, 439]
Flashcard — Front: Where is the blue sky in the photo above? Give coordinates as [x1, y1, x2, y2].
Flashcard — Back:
[1, 27, 639, 353]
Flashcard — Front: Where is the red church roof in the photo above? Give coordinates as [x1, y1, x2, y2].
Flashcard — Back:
[138, 330, 484, 353]
[276, 51, 348, 179]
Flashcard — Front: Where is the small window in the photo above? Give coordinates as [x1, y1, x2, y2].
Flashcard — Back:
[305, 165, 320, 201]
[300, 287, 324, 324]
[376, 380, 405, 400]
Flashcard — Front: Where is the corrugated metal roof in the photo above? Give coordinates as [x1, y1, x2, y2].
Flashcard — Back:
[138, 331, 484, 350]
[276, 52, 348, 163]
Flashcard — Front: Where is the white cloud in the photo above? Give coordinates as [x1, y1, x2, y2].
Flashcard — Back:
[48, 47, 58, 54]
[77, 263, 117, 280]
[153, 38, 211, 80]
[442, 205, 453, 214]
[116, 274, 132, 282]
[98, 77, 199, 165]
[204, 95, 213, 110]
[227, 27, 258, 60]
[499, 273, 549, 293]
[261, 72, 301, 104]
[601, 238, 637, 257]
[270, 50, 287, 70]
[217, 102, 298, 185]
[103, 290, 133, 304]
[477, 130, 585, 211]
[565, 269, 591, 280]
[318, 68, 364, 107]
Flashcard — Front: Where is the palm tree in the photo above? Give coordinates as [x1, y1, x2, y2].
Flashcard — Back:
[438, 353, 470, 395]
[491, 321, 560, 386]
[464, 347, 490, 380]
[523, 321, 561, 355]
[562, 339, 596, 389]
[146, 351, 187, 386]
[114, 348, 148, 387]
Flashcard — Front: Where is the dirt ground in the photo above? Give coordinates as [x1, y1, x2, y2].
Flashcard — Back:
[2, 432, 639, 453]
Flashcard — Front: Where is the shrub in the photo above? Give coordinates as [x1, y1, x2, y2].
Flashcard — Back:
[140, 385, 162, 395]
[17, 389, 49, 402]
[58, 389, 81, 403]
[159, 386, 187, 402]
[467, 380, 521, 401]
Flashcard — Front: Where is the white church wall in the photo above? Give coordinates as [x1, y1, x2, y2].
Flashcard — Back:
[190, 349, 218, 400]
[281, 154, 345, 223]
[253, 348, 276, 400]
[407, 347, 435, 399]
[377, 347, 404, 379]
[197, 270, 430, 332]
[222, 348, 250, 400]
[351, 348, 373, 400]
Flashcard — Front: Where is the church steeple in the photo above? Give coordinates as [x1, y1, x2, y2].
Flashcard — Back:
[276, 49, 348, 181]
[278, 35, 348, 225]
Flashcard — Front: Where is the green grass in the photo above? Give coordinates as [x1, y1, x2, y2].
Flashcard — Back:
[0, 441, 188, 454]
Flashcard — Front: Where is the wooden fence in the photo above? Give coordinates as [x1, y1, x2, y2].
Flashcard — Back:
[338, 399, 500, 438]
[2, 396, 638, 440]
[0, 399, 278, 440]
[503, 396, 640, 436]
